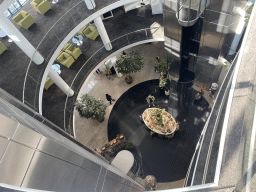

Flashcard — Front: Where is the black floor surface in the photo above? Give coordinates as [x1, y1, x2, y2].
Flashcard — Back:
[108, 80, 211, 184]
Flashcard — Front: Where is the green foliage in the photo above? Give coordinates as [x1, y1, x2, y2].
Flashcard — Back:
[105, 66, 111, 75]
[157, 59, 169, 73]
[115, 50, 145, 76]
[223, 61, 228, 68]
[104, 144, 108, 147]
[125, 140, 134, 149]
[152, 108, 164, 127]
[150, 131, 155, 137]
[245, 6, 253, 27]
[75, 94, 107, 120]
[116, 134, 120, 138]
[159, 78, 167, 88]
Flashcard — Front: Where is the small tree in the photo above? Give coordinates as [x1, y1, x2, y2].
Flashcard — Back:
[115, 50, 145, 83]
[75, 94, 107, 121]
[157, 59, 169, 74]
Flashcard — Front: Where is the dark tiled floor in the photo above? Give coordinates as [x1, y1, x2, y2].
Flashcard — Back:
[0, 2, 163, 128]
[107, 80, 211, 189]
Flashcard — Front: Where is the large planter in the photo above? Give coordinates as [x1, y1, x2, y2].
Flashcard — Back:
[96, 116, 105, 122]
[125, 75, 133, 84]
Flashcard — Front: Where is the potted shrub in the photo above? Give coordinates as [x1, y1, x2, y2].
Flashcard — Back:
[115, 50, 145, 84]
[159, 78, 167, 88]
[157, 59, 169, 74]
[75, 94, 107, 122]
[164, 86, 170, 96]
[195, 85, 206, 100]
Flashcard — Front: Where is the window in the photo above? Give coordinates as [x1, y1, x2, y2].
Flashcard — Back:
[5, 0, 30, 18]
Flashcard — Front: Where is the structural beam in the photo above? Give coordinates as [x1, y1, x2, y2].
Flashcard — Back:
[48, 68, 74, 97]
[0, 13, 44, 65]
[94, 16, 112, 51]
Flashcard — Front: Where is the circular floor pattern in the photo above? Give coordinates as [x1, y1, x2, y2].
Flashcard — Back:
[108, 79, 211, 184]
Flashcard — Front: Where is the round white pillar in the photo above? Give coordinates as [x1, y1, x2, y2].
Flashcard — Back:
[0, 13, 44, 65]
[48, 68, 74, 97]
[84, 0, 96, 10]
[93, 16, 113, 51]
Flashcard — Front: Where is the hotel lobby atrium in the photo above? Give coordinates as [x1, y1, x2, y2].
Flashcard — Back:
[0, 0, 256, 191]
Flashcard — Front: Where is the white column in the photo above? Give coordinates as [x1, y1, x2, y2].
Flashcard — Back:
[48, 68, 74, 97]
[0, 13, 44, 65]
[84, 0, 96, 10]
[94, 16, 112, 51]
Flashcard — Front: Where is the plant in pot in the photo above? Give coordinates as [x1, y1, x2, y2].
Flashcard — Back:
[75, 94, 107, 122]
[105, 66, 112, 75]
[115, 50, 145, 84]
[159, 78, 167, 88]
[157, 59, 169, 74]
[164, 86, 170, 96]
[195, 85, 206, 100]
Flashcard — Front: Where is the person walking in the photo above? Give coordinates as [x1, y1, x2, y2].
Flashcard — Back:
[209, 83, 218, 98]
[146, 95, 155, 107]
[106, 94, 115, 105]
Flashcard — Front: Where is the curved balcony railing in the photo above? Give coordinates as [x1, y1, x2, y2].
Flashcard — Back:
[22, 0, 132, 112]
[184, 52, 239, 186]
[177, 0, 206, 26]
[63, 27, 164, 134]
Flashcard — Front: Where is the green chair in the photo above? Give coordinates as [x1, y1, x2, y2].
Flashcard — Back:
[31, 0, 51, 15]
[77, 25, 89, 36]
[83, 25, 99, 40]
[56, 52, 75, 68]
[56, 43, 71, 60]
[65, 44, 82, 60]
[62, 43, 71, 52]
[0, 42, 7, 55]
[44, 77, 54, 90]
[13, 10, 35, 30]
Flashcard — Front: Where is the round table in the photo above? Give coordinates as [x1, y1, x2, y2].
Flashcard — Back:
[142, 108, 179, 137]
[72, 35, 83, 46]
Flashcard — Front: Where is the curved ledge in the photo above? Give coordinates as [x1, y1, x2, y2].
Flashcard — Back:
[22, 0, 140, 113]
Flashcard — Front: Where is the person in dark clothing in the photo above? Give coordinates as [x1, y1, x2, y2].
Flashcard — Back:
[106, 94, 115, 105]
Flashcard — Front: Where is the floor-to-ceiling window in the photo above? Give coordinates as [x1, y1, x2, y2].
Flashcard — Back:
[3, 0, 30, 18]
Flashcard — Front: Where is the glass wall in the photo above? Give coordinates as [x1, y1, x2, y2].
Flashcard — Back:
[3, 0, 30, 18]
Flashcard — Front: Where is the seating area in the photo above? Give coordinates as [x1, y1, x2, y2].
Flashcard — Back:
[44, 77, 54, 90]
[55, 43, 82, 68]
[12, 10, 35, 30]
[30, 0, 52, 15]
[77, 25, 100, 40]
[0, 42, 7, 55]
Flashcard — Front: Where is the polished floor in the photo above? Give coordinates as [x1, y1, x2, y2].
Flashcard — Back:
[73, 42, 214, 190]
[107, 80, 211, 189]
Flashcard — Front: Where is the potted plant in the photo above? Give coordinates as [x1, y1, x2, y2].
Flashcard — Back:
[195, 85, 206, 100]
[159, 78, 167, 88]
[157, 59, 169, 74]
[115, 50, 145, 84]
[164, 86, 170, 96]
[75, 94, 107, 122]
[105, 66, 112, 75]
